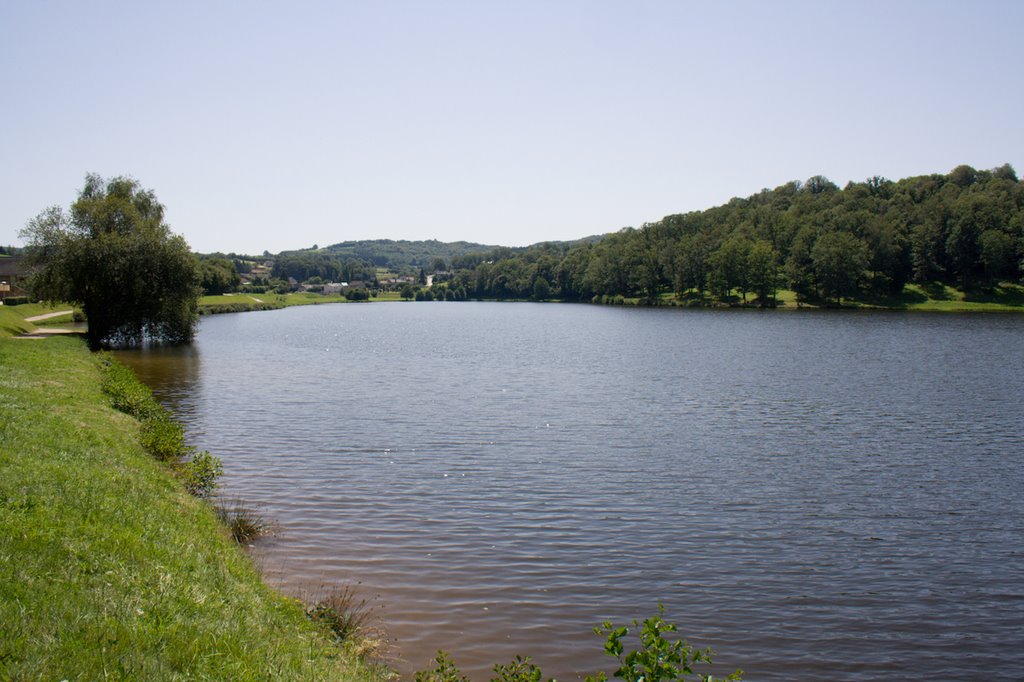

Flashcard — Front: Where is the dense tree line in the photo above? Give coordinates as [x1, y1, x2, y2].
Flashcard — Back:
[445, 164, 1022, 304]
[321, 238, 500, 271]
[271, 250, 376, 284]
[197, 256, 241, 295]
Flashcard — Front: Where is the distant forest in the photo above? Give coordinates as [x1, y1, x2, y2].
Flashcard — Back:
[268, 239, 504, 285]
[437, 163, 1022, 305]
[210, 163, 1022, 305]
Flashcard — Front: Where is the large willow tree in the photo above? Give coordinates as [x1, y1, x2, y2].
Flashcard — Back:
[20, 174, 200, 349]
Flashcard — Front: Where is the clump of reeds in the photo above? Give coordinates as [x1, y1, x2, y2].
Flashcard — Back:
[305, 584, 387, 661]
[215, 499, 272, 544]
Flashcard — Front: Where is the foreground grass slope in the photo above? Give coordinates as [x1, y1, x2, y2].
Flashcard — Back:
[0, 305, 36, 336]
[0, 337, 381, 681]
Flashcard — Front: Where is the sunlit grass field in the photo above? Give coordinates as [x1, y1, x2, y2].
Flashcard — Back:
[0, 306, 36, 336]
[198, 290, 405, 314]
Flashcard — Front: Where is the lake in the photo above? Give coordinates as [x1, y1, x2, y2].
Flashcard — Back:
[117, 302, 1024, 680]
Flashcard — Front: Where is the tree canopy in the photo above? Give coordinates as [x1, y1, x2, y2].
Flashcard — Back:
[20, 174, 200, 349]
[197, 256, 241, 295]
[434, 164, 1022, 304]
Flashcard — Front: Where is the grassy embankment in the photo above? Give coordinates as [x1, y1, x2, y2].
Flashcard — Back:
[0, 305, 37, 336]
[637, 281, 1024, 311]
[0, 301, 77, 336]
[198, 291, 403, 315]
[0, 328, 386, 680]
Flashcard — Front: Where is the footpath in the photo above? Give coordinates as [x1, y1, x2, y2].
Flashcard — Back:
[23, 309, 74, 322]
[16, 309, 78, 339]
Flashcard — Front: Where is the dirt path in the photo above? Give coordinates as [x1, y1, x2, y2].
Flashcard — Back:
[14, 327, 81, 340]
[24, 309, 74, 322]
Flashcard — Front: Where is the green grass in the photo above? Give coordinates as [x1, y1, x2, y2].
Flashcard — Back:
[825, 282, 1024, 311]
[281, 292, 350, 306]
[198, 294, 286, 315]
[1, 302, 81, 337]
[666, 282, 1024, 312]
[199, 291, 405, 315]
[0, 337, 387, 681]
[0, 306, 37, 337]
[10, 301, 75, 318]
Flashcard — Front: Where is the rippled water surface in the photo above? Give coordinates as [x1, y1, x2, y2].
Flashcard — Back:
[119, 303, 1024, 680]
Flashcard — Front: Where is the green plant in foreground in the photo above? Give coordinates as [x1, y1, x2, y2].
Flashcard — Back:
[414, 607, 741, 682]
[585, 606, 742, 682]
[139, 415, 188, 461]
[492, 656, 548, 682]
[99, 356, 161, 420]
[182, 449, 223, 498]
[99, 354, 226, 500]
[415, 651, 470, 682]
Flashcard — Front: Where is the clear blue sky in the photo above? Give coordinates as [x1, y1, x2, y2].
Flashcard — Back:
[2, 1, 1022, 254]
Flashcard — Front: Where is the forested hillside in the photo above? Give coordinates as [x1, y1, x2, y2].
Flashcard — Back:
[320, 238, 501, 270]
[265, 239, 505, 286]
[441, 164, 1022, 305]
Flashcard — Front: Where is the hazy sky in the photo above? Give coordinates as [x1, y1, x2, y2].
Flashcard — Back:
[2, 1, 1022, 254]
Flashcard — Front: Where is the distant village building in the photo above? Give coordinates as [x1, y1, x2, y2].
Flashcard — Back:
[0, 257, 28, 302]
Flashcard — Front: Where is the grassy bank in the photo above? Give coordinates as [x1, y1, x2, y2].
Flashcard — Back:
[0, 336, 385, 680]
[0, 301, 77, 336]
[618, 282, 1024, 312]
[0, 305, 37, 336]
[199, 291, 409, 315]
[198, 292, 352, 315]
[200, 281, 1024, 314]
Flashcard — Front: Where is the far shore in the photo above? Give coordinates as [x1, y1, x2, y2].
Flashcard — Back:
[196, 281, 1024, 316]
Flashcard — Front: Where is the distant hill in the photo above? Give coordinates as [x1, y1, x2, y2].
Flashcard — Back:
[318, 238, 502, 271]
[319, 236, 606, 271]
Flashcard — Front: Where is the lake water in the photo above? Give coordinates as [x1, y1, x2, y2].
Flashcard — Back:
[118, 303, 1024, 680]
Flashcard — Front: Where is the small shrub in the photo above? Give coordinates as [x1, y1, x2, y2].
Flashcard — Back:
[215, 500, 271, 544]
[140, 416, 188, 461]
[492, 656, 549, 682]
[415, 608, 741, 682]
[415, 651, 470, 682]
[584, 605, 742, 682]
[4, 296, 30, 306]
[99, 357, 161, 420]
[344, 288, 370, 301]
[416, 653, 550, 682]
[182, 449, 223, 498]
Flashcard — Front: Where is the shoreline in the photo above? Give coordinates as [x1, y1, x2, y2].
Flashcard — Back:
[196, 282, 1024, 316]
[0, 333, 389, 680]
